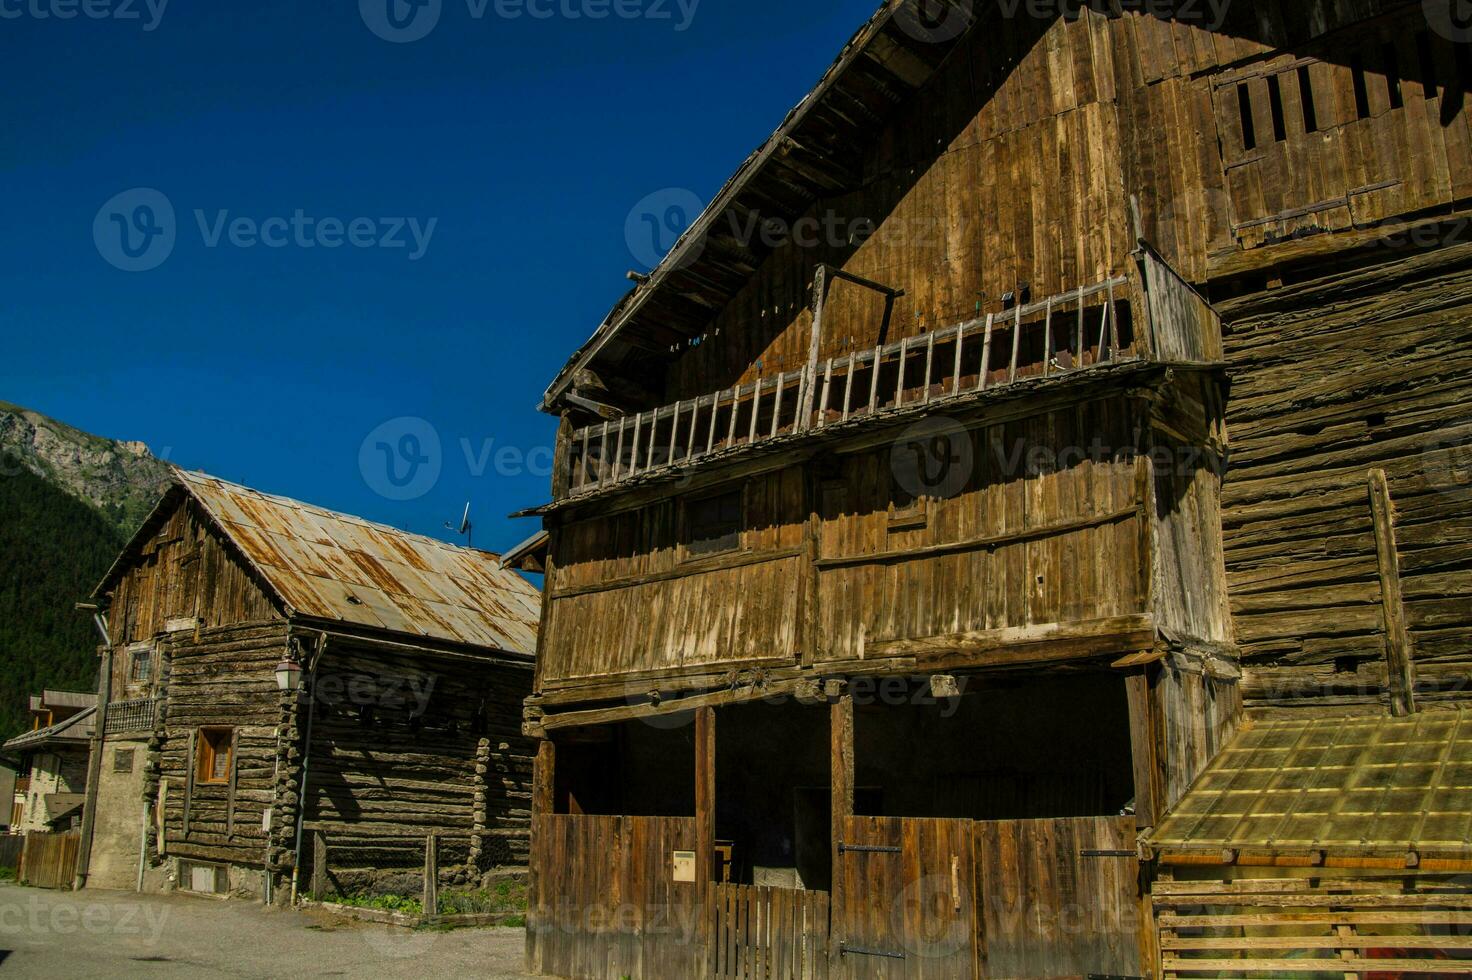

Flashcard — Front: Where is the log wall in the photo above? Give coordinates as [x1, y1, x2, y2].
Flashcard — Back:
[302, 639, 535, 883]
[1221, 244, 1472, 711]
[158, 621, 288, 869]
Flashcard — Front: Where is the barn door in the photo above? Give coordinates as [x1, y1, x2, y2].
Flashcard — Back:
[974, 816, 1144, 979]
[835, 816, 976, 979]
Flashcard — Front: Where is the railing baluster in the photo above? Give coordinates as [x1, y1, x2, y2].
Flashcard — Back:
[1008, 303, 1023, 384]
[1043, 297, 1054, 377]
[1107, 278, 1120, 359]
[613, 417, 626, 482]
[706, 392, 720, 455]
[687, 399, 700, 459]
[669, 400, 683, 464]
[895, 336, 909, 407]
[842, 354, 857, 421]
[951, 321, 965, 396]
[978, 313, 994, 392]
[727, 384, 740, 448]
[770, 372, 785, 438]
[748, 379, 762, 444]
[644, 411, 658, 472]
[598, 421, 610, 487]
[578, 426, 590, 490]
[816, 360, 834, 428]
[1074, 285, 1085, 369]
[923, 330, 937, 403]
[868, 347, 881, 413]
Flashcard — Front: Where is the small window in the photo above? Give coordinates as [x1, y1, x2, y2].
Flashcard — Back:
[195, 728, 233, 785]
[1236, 83, 1257, 151]
[683, 489, 743, 558]
[1383, 42, 1404, 110]
[113, 748, 136, 774]
[129, 649, 152, 684]
[1351, 55, 1372, 120]
[1297, 66, 1319, 133]
[1267, 73, 1287, 141]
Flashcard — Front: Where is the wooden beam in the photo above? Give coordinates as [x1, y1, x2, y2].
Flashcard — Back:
[830, 691, 853, 955]
[695, 706, 715, 930]
[1125, 667, 1163, 829]
[868, 614, 1158, 667]
[1368, 470, 1416, 716]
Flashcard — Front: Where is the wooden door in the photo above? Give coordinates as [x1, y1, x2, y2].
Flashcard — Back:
[974, 816, 1144, 979]
[835, 816, 976, 979]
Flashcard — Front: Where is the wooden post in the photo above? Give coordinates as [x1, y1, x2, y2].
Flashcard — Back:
[311, 830, 327, 899]
[527, 740, 554, 973]
[695, 707, 716, 956]
[1124, 668, 1162, 828]
[552, 413, 574, 500]
[830, 692, 853, 960]
[800, 265, 829, 429]
[423, 832, 439, 918]
[1369, 469, 1417, 716]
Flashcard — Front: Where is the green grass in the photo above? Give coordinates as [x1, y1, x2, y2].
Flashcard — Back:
[314, 892, 423, 915]
[438, 879, 527, 916]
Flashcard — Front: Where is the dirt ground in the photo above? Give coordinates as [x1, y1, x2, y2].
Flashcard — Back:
[0, 882, 536, 978]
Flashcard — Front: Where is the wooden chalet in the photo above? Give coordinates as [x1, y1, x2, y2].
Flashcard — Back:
[515, 0, 1472, 976]
[3, 691, 97, 834]
[81, 469, 542, 901]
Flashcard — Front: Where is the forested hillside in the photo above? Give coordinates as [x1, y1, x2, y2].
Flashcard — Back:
[0, 452, 128, 741]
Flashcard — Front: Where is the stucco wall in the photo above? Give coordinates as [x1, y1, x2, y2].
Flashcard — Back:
[86, 736, 150, 890]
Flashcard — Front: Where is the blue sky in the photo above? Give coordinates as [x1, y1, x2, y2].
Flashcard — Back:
[1, 0, 877, 552]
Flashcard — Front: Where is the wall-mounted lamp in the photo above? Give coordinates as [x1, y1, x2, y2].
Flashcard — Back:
[274, 657, 303, 693]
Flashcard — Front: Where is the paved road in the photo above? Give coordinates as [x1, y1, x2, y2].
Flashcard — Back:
[0, 883, 534, 978]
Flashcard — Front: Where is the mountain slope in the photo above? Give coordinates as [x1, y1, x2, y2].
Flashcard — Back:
[0, 401, 172, 536]
[0, 404, 174, 742]
[0, 451, 127, 741]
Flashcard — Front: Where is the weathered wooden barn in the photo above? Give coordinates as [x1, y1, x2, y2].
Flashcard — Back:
[514, 0, 1472, 975]
[82, 469, 541, 901]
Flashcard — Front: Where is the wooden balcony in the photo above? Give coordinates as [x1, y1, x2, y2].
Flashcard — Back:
[561, 243, 1221, 502]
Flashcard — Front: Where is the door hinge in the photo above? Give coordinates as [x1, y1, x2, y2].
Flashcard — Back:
[838, 842, 901, 854]
[1080, 849, 1138, 858]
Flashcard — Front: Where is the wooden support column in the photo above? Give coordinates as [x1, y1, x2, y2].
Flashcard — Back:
[1369, 469, 1417, 716]
[1124, 666, 1163, 829]
[695, 706, 716, 956]
[829, 690, 853, 958]
[527, 739, 554, 974]
[423, 832, 439, 918]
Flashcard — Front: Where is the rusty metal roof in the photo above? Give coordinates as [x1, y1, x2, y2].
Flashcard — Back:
[1148, 709, 1472, 858]
[154, 470, 539, 655]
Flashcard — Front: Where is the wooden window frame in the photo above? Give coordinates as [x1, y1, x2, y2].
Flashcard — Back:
[679, 485, 747, 562]
[194, 727, 234, 786]
[129, 647, 152, 684]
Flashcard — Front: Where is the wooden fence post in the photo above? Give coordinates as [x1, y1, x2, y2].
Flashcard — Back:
[1369, 469, 1417, 715]
[423, 832, 439, 918]
[695, 707, 716, 967]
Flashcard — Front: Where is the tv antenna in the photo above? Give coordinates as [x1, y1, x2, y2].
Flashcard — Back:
[445, 502, 473, 549]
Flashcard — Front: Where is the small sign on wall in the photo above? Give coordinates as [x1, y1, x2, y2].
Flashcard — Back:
[671, 850, 696, 883]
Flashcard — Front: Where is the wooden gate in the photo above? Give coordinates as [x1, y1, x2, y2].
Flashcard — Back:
[974, 816, 1144, 979]
[835, 816, 976, 979]
[19, 830, 80, 890]
[710, 883, 830, 979]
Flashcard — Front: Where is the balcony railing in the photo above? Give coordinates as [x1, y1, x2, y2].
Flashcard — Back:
[563, 243, 1220, 500]
[103, 698, 157, 735]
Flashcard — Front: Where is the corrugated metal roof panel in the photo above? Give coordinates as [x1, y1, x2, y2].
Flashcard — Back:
[1149, 709, 1472, 857]
[174, 470, 539, 654]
